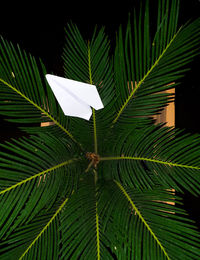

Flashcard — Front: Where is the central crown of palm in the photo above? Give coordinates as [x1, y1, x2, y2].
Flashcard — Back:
[0, 0, 200, 259]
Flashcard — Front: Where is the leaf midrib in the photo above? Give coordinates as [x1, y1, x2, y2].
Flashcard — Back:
[112, 27, 182, 125]
[0, 78, 80, 147]
[100, 156, 200, 170]
[88, 42, 98, 154]
[114, 180, 170, 260]
[95, 201, 100, 260]
[19, 194, 71, 260]
[0, 158, 79, 196]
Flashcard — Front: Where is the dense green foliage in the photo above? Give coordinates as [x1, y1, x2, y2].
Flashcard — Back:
[0, 0, 200, 259]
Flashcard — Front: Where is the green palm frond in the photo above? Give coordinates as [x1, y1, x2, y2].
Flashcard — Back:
[0, 200, 67, 260]
[0, 0, 200, 259]
[63, 23, 115, 106]
[99, 182, 200, 259]
[101, 124, 200, 194]
[113, 0, 200, 128]
[0, 38, 81, 147]
[0, 133, 80, 240]
[62, 24, 116, 153]
[59, 175, 113, 259]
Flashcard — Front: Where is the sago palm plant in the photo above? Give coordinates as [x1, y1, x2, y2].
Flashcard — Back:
[0, 0, 200, 259]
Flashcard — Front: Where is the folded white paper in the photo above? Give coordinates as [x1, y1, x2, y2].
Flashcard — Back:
[45, 74, 104, 120]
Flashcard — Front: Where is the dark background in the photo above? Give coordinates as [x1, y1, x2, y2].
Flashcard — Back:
[0, 0, 200, 229]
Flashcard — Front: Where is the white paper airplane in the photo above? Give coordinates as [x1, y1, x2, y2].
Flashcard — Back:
[45, 74, 104, 120]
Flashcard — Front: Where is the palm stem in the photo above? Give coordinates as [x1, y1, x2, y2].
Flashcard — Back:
[92, 108, 98, 154]
[88, 42, 98, 154]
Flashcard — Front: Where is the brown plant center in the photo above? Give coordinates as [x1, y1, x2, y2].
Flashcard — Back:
[86, 152, 100, 169]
